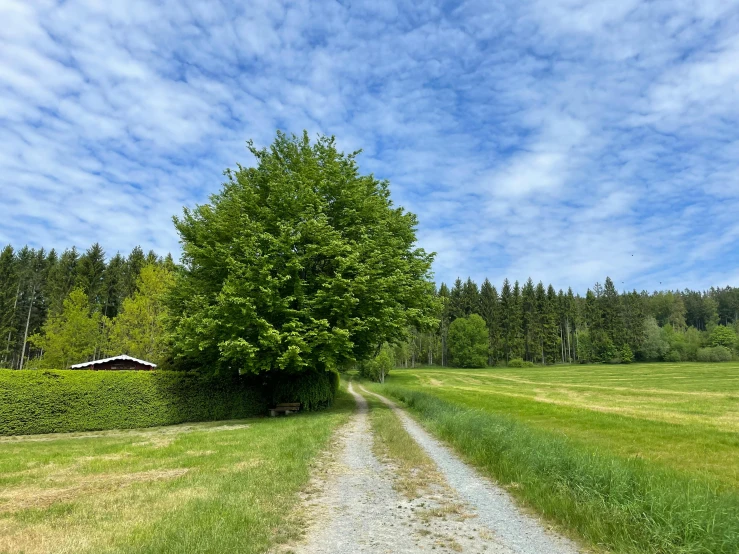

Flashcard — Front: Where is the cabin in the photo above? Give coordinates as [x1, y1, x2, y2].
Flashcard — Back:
[69, 354, 157, 371]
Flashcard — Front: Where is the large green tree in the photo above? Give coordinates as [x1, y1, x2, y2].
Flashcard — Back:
[169, 132, 436, 378]
[447, 314, 488, 368]
[110, 264, 175, 365]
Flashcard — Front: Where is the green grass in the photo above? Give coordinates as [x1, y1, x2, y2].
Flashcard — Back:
[0, 390, 354, 554]
[375, 363, 739, 554]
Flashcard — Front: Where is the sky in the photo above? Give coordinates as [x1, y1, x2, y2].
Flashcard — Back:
[2, 0, 739, 294]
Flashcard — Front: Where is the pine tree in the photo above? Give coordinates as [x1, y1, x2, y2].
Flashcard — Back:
[462, 278, 480, 316]
[479, 279, 498, 365]
[17, 249, 48, 369]
[0, 246, 18, 366]
[437, 283, 450, 366]
[601, 277, 625, 347]
[544, 285, 560, 363]
[499, 279, 514, 362]
[521, 278, 536, 361]
[449, 278, 464, 321]
[102, 253, 126, 318]
[511, 281, 524, 359]
[76, 243, 106, 311]
[123, 246, 146, 298]
[46, 247, 79, 316]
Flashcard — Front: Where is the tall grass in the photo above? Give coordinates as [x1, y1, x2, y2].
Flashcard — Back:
[381, 384, 739, 554]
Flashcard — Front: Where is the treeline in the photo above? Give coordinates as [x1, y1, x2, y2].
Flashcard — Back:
[0, 244, 175, 369]
[395, 276, 739, 367]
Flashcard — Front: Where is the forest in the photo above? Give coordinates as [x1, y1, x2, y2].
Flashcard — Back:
[0, 244, 175, 369]
[4, 240, 739, 371]
[395, 276, 739, 367]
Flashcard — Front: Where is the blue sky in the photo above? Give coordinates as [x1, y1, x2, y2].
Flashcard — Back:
[2, 0, 739, 293]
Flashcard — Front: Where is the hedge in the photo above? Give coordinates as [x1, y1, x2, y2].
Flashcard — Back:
[0, 369, 267, 436]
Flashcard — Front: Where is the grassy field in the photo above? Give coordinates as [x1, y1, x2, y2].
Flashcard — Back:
[0, 390, 353, 554]
[389, 363, 739, 486]
[376, 363, 739, 554]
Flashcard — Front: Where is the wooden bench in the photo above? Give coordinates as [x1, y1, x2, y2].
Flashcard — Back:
[269, 403, 301, 417]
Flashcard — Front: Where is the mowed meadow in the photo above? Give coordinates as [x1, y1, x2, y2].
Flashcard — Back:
[391, 363, 739, 486]
[0, 391, 353, 554]
[376, 362, 739, 553]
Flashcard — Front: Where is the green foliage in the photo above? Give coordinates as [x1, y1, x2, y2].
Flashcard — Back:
[267, 369, 340, 411]
[664, 349, 682, 362]
[507, 357, 534, 368]
[110, 264, 175, 365]
[0, 369, 265, 435]
[620, 343, 634, 363]
[360, 343, 395, 382]
[696, 346, 733, 362]
[640, 316, 670, 361]
[448, 314, 488, 368]
[383, 385, 739, 554]
[29, 288, 101, 368]
[708, 325, 738, 349]
[170, 131, 436, 377]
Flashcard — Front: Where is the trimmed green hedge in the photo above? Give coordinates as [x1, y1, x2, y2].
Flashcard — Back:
[0, 369, 267, 436]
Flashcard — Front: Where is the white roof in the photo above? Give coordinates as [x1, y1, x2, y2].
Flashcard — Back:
[70, 354, 157, 369]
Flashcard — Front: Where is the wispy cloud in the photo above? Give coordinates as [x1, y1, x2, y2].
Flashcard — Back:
[1, 0, 739, 293]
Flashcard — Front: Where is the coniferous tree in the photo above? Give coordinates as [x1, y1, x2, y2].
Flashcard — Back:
[76, 243, 106, 311]
[479, 279, 499, 365]
[46, 247, 79, 316]
[521, 278, 536, 361]
[499, 279, 514, 362]
[544, 284, 560, 362]
[511, 280, 524, 359]
[449, 278, 464, 321]
[0, 246, 18, 366]
[123, 246, 146, 298]
[602, 277, 626, 347]
[461, 278, 480, 316]
[437, 283, 451, 366]
[101, 253, 126, 318]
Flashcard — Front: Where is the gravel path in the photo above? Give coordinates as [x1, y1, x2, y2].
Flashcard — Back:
[361, 386, 583, 554]
[292, 383, 583, 554]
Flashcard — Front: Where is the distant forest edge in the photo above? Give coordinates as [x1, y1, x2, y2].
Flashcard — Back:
[3, 242, 739, 371]
[0, 243, 175, 370]
[395, 276, 739, 367]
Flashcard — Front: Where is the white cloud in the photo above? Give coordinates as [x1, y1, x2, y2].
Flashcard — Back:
[1, 0, 739, 294]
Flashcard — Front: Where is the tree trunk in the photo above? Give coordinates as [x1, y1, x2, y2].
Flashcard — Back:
[560, 326, 565, 363]
[541, 340, 545, 366]
[4, 281, 21, 366]
[19, 286, 36, 370]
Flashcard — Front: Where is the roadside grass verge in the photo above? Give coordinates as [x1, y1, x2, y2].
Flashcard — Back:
[0, 389, 354, 554]
[378, 384, 739, 554]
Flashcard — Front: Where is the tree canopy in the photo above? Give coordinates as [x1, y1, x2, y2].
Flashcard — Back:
[169, 131, 436, 377]
[448, 314, 488, 368]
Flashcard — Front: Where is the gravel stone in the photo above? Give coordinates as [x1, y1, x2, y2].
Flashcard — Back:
[293, 384, 584, 554]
